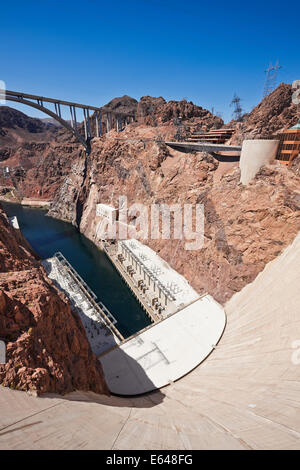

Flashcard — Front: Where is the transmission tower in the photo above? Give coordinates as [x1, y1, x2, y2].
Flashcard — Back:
[230, 93, 243, 121]
[174, 116, 184, 141]
[263, 60, 282, 97]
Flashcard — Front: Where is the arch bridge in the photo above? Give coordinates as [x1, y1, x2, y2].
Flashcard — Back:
[0, 89, 135, 152]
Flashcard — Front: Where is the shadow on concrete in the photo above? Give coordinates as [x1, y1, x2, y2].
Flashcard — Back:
[43, 384, 165, 409]
[97, 331, 168, 402]
[164, 144, 240, 162]
[211, 152, 240, 162]
[41, 345, 166, 409]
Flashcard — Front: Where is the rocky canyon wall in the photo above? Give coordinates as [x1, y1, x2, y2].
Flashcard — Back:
[228, 83, 299, 144]
[0, 205, 109, 395]
[70, 125, 300, 304]
[1, 86, 299, 307]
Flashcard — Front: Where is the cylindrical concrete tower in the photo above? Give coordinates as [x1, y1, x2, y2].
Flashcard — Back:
[239, 139, 280, 185]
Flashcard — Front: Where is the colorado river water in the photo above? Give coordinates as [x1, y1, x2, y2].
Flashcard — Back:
[2, 202, 151, 338]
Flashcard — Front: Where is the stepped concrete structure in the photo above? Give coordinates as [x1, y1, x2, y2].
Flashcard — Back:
[0, 231, 300, 449]
[240, 139, 280, 185]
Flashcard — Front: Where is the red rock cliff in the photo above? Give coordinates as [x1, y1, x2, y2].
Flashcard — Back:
[0, 205, 109, 395]
[1, 88, 300, 307]
[43, 114, 300, 305]
[229, 83, 299, 144]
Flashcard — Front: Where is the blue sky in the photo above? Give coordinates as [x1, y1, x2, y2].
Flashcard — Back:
[0, 0, 299, 122]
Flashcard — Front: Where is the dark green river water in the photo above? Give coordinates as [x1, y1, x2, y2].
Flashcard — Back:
[2, 202, 151, 338]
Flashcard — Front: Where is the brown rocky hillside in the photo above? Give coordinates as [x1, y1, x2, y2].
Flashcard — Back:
[48, 123, 300, 304]
[229, 83, 299, 144]
[1, 85, 299, 306]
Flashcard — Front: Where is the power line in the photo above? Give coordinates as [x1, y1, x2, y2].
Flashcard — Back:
[230, 93, 243, 121]
[263, 60, 282, 98]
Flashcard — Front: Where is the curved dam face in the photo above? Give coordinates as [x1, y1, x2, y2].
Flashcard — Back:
[0, 232, 300, 449]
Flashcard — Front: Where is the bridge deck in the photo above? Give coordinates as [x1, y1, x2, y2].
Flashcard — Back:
[1, 89, 134, 116]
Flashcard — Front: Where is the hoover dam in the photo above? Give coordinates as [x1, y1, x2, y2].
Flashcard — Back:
[0, 83, 299, 451]
[1, 0, 300, 453]
[0, 228, 300, 449]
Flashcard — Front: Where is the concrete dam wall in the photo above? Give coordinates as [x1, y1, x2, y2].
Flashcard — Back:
[0, 231, 300, 449]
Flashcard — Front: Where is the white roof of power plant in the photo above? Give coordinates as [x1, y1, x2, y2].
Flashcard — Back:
[99, 294, 226, 395]
[120, 239, 199, 308]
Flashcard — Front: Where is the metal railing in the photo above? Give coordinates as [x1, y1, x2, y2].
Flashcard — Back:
[52, 252, 124, 342]
[54, 251, 97, 299]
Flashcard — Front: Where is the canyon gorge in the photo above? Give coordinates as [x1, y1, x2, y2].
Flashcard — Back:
[0, 83, 299, 395]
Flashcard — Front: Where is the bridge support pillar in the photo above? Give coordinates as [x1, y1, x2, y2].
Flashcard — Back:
[95, 111, 99, 137]
[73, 106, 77, 130]
[54, 102, 61, 118]
[70, 106, 75, 129]
[87, 109, 91, 138]
[99, 112, 102, 136]
[83, 108, 88, 140]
